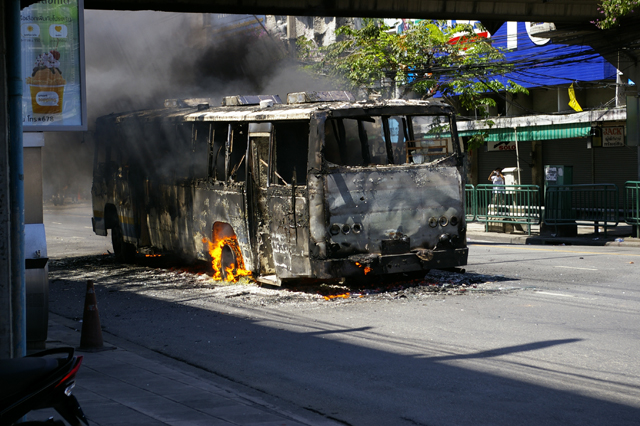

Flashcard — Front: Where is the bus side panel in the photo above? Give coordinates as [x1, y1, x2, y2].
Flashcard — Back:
[146, 181, 180, 253]
[91, 118, 115, 237]
[266, 188, 311, 279]
[175, 183, 197, 257]
[91, 176, 109, 236]
[145, 182, 213, 261]
[115, 167, 141, 244]
[192, 184, 253, 271]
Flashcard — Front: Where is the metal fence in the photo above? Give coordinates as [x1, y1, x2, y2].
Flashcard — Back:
[465, 184, 476, 222]
[544, 184, 619, 236]
[624, 181, 640, 238]
[465, 181, 640, 237]
[470, 184, 542, 235]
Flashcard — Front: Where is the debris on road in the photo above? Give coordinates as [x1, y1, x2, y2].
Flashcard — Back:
[48, 255, 516, 312]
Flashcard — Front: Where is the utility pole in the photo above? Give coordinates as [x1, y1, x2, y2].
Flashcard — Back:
[287, 16, 297, 58]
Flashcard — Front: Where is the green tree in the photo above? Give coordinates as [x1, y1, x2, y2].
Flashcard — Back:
[594, 0, 639, 29]
[298, 20, 527, 115]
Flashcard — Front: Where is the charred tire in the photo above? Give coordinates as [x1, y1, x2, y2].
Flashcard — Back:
[220, 244, 237, 282]
[111, 222, 136, 263]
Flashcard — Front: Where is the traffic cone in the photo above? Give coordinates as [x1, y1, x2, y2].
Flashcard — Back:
[78, 280, 114, 352]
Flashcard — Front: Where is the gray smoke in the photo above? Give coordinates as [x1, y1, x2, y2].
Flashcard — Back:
[43, 10, 336, 202]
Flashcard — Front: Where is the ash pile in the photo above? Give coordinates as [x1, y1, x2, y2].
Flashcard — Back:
[48, 255, 515, 312]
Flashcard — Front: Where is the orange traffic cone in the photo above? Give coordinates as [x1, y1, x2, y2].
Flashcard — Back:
[78, 280, 114, 352]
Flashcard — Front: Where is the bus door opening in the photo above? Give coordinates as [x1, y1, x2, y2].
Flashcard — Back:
[248, 122, 275, 274]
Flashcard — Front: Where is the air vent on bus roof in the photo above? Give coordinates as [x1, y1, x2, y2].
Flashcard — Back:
[164, 98, 213, 108]
[287, 91, 355, 104]
[222, 95, 282, 106]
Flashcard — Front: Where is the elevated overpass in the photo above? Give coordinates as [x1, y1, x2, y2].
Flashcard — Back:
[77, 0, 601, 25]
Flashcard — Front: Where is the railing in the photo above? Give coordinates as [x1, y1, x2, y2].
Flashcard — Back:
[624, 181, 640, 238]
[474, 184, 542, 235]
[544, 184, 619, 236]
[465, 184, 476, 222]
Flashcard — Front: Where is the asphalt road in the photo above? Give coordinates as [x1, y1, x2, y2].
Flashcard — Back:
[45, 203, 640, 426]
[44, 202, 112, 257]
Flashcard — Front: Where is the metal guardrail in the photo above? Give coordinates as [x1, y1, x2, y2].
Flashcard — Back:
[544, 184, 619, 236]
[475, 184, 542, 235]
[624, 181, 640, 238]
[465, 184, 476, 222]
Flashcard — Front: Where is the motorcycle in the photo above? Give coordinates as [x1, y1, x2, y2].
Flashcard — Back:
[0, 347, 89, 425]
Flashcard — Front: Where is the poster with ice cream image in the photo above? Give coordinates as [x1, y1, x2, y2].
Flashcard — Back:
[21, 0, 86, 131]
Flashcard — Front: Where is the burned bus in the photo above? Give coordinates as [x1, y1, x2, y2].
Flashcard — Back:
[91, 91, 468, 283]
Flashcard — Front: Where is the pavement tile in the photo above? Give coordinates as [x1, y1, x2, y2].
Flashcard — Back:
[41, 300, 344, 426]
[202, 405, 290, 424]
[74, 387, 112, 404]
[180, 395, 243, 410]
[120, 401, 216, 422]
[78, 373, 149, 396]
[176, 419, 237, 426]
[82, 401, 157, 423]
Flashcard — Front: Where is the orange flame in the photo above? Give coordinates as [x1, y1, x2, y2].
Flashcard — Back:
[202, 233, 252, 282]
[145, 254, 162, 258]
[355, 262, 372, 275]
[324, 293, 350, 300]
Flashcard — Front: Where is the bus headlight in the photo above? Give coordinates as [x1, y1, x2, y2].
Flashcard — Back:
[329, 224, 341, 235]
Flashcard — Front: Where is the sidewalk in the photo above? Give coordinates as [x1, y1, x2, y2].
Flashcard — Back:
[466, 221, 640, 247]
[31, 313, 340, 426]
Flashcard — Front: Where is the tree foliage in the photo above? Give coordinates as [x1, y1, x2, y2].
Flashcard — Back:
[594, 0, 639, 29]
[298, 19, 527, 119]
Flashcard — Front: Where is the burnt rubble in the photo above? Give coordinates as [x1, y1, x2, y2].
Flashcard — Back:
[48, 255, 517, 310]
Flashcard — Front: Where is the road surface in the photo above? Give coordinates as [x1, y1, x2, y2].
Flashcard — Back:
[45, 203, 640, 426]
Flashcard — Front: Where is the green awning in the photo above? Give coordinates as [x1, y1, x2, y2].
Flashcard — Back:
[458, 122, 591, 142]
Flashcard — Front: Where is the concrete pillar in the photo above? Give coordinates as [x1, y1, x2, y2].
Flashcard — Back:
[0, 0, 13, 358]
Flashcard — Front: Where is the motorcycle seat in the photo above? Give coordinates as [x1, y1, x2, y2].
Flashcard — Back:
[0, 357, 60, 400]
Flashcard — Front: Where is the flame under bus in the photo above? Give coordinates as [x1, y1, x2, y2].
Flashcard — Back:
[91, 91, 468, 283]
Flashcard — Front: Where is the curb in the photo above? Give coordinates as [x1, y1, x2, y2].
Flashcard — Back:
[467, 232, 640, 247]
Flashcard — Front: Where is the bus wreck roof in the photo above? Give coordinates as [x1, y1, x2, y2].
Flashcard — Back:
[106, 98, 455, 124]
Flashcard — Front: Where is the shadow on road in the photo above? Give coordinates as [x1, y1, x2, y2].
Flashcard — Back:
[47, 256, 639, 426]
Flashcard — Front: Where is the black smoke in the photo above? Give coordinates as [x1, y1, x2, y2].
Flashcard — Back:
[43, 11, 335, 202]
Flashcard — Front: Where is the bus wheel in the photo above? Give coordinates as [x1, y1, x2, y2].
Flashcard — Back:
[220, 244, 237, 282]
[111, 222, 136, 263]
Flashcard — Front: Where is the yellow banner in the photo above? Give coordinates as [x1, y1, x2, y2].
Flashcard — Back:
[568, 83, 582, 112]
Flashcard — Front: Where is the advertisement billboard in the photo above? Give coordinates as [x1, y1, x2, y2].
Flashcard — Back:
[21, 0, 86, 131]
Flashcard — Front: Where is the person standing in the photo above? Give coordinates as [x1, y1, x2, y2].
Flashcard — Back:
[488, 168, 505, 214]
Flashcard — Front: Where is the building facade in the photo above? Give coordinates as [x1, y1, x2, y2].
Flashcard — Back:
[450, 21, 637, 193]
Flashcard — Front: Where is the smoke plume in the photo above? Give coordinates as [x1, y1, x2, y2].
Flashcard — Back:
[43, 10, 336, 202]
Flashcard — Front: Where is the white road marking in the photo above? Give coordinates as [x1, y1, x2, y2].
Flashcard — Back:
[554, 266, 598, 271]
[535, 291, 575, 298]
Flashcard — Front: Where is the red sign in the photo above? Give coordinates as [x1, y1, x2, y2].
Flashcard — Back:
[602, 126, 625, 147]
[488, 141, 516, 151]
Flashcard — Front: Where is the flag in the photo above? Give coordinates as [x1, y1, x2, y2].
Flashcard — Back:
[568, 83, 582, 112]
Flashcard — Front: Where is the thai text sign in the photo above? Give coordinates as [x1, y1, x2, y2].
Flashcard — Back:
[21, 0, 86, 131]
[602, 126, 625, 147]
